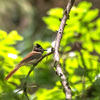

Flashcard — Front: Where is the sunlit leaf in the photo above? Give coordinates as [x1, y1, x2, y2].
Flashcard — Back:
[82, 41, 93, 52]
[77, 1, 92, 10]
[36, 87, 65, 100]
[96, 18, 100, 28]
[8, 30, 23, 41]
[94, 42, 100, 54]
[47, 8, 63, 18]
[0, 30, 7, 40]
[83, 9, 99, 22]
[43, 16, 60, 31]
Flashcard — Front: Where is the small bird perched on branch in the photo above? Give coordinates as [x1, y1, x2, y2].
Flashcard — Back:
[5, 44, 46, 80]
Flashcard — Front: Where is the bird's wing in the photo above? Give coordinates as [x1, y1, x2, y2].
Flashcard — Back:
[20, 51, 42, 64]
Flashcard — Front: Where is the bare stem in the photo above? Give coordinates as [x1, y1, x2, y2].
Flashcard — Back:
[23, 51, 53, 99]
[53, 0, 75, 99]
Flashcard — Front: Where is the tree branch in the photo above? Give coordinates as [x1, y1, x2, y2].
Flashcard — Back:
[23, 50, 53, 99]
[53, 0, 75, 99]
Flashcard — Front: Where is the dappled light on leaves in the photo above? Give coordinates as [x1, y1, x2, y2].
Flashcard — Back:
[0, 1, 100, 100]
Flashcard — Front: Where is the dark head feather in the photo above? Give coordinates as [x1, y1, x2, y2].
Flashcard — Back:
[33, 43, 46, 53]
[36, 43, 42, 48]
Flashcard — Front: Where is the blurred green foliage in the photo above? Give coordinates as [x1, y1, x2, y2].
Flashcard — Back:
[43, 1, 100, 99]
[0, 1, 100, 100]
[0, 30, 23, 99]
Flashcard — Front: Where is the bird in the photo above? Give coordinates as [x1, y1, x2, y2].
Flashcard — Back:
[5, 44, 46, 80]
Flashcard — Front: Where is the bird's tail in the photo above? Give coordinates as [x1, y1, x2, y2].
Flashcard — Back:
[5, 63, 22, 80]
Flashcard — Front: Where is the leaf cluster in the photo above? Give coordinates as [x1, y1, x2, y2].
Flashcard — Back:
[43, 1, 100, 99]
[1, 1, 100, 100]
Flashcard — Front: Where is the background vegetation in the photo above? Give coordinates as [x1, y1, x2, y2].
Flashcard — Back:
[0, 0, 100, 100]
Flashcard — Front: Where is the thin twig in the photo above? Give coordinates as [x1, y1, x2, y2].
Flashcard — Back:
[53, 0, 75, 100]
[23, 51, 53, 100]
[79, 51, 86, 69]
[34, 50, 53, 66]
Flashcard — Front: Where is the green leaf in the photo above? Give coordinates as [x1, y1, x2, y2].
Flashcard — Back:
[43, 8, 63, 31]
[90, 30, 100, 40]
[94, 42, 100, 54]
[8, 30, 23, 41]
[0, 30, 7, 40]
[36, 87, 65, 100]
[96, 18, 100, 28]
[72, 82, 83, 92]
[47, 8, 63, 18]
[65, 58, 78, 74]
[70, 75, 81, 83]
[43, 16, 60, 31]
[77, 1, 92, 10]
[82, 41, 93, 52]
[0, 30, 23, 45]
[83, 9, 99, 22]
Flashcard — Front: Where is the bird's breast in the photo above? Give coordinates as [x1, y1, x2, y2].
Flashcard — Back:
[27, 58, 40, 65]
[20, 51, 42, 66]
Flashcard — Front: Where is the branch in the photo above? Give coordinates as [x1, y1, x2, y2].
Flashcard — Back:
[34, 50, 53, 66]
[23, 50, 53, 99]
[54, 0, 75, 99]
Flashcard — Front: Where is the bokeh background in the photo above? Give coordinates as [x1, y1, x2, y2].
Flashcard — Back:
[0, 0, 99, 55]
[0, 0, 100, 100]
